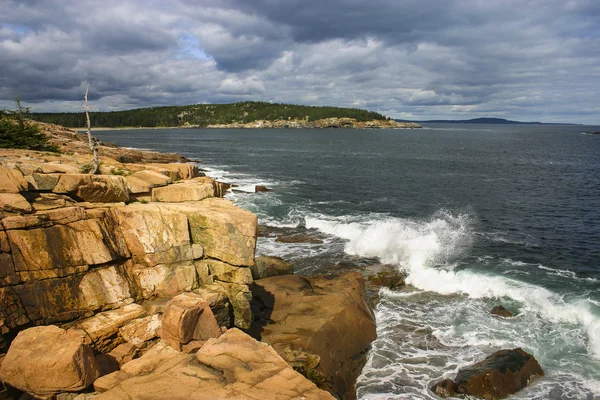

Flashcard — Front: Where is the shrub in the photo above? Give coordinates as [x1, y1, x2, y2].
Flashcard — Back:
[0, 98, 59, 152]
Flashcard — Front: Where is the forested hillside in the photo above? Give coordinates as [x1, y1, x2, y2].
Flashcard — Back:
[30, 102, 388, 128]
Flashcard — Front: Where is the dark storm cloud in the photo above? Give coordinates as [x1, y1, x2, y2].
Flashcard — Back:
[0, 0, 599, 123]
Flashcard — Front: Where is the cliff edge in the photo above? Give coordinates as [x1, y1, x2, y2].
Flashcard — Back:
[0, 122, 375, 400]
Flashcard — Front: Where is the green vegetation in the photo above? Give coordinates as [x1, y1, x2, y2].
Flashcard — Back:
[0, 98, 59, 152]
[29, 101, 388, 128]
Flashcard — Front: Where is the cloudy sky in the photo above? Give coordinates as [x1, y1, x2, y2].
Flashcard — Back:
[1, 0, 599, 123]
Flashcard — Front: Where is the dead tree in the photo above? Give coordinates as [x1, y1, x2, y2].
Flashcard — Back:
[83, 81, 100, 174]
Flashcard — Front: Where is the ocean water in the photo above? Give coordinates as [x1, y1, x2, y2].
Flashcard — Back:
[95, 124, 600, 399]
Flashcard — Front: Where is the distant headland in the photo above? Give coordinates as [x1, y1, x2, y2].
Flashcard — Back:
[395, 117, 579, 125]
[29, 101, 420, 129]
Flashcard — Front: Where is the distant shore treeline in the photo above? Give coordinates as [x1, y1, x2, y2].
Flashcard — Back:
[29, 101, 389, 128]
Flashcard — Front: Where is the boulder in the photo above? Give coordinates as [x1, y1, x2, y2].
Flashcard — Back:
[255, 185, 272, 192]
[0, 325, 99, 397]
[0, 166, 27, 193]
[93, 328, 334, 399]
[491, 305, 514, 318]
[454, 348, 544, 399]
[52, 174, 92, 194]
[159, 293, 221, 351]
[251, 255, 294, 279]
[125, 170, 171, 194]
[30, 173, 60, 191]
[74, 176, 130, 203]
[249, 272, 376, 400]
[151, 180, 213, 202]
[107, 342, 140, 366]
[0, 193, 32, 214]
[431, 378, 457, 398]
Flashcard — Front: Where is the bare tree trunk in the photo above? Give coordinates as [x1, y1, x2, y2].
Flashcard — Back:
[84, 82, 99, 174]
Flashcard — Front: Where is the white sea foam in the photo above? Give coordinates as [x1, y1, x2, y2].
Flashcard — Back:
[305, 210, 600, 359]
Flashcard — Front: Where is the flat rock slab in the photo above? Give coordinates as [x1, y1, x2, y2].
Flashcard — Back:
[94, 328, 334, 400]
[0, 325, 98, 397]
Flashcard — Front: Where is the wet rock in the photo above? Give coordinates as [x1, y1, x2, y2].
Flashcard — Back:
[491, 305, 514, 318]
[275, 234, 324, 244]
[0, 326, 99, 398]
[431, 378, 457, 398]
[251, 255, 294, 279]
[454, 348, 544, 399]
[366, 270, 405, 289]
[250, 272, 376, 400]
[255, 185, 272, 192]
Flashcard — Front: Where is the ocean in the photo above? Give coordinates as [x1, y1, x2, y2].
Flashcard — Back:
[95, 124, 600, 399]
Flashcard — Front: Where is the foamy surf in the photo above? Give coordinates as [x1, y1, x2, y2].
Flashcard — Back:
[305, 210, 600, 361]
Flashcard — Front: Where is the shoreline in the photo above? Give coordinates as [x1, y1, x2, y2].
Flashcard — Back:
[0, 122, 377, 400]
[71, 117, 422, 131]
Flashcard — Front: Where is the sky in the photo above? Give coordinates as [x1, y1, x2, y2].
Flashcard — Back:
[1, 0, 599, 123]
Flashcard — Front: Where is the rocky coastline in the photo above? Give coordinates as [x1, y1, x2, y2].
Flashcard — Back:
[204, 117, 421, 129]
[0, 122, 543, 400]
[0, 122, 376, 400]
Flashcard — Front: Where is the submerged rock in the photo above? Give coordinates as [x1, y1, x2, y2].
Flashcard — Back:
[275, 234, 324, 244]
[430, 378, 457, 398]
[454, 348, 544, 399]
[255, 185, 272, 192]
[491, 305, 514, 318]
